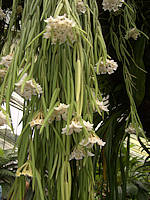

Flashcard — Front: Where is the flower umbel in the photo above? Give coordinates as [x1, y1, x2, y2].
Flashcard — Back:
[76, 1, 86, 14]
[69, 146, 94, 160]
[49, 103, 69, 123]
[0, 111, 8, 126]
[102, 0, 124, 12]
[125, 28, 140, 40]
[95, 59, 118, 75]
[0, 54, 13, 68]
[15, 78, 43, 100]
[61, 118, 94, 135]
[80, 133, 106, 147]
[95, 99, 109, 112]
[44, 14, 76, 44]
[0, 68, 7, 78]
[0, 8, 5, 20]
[62, 120, 83, 135]
[16, 161, 32, 177]
[30, 112, 44, 129]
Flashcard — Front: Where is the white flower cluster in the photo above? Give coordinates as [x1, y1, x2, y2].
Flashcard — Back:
[0, 8, 5, 20]
[102, 0, 124, 12]
[0, 68, 7, 78]
[0, 111, 8, 126]
[76, 1, 86, 14]
[125, 123, 143, 134]
[30, 112, 44, 129]
[80, 134, 106, 147]
[0, 54, 13, 68]
[95, 59, 118, 75]
[69, 146, 94, 160]
[62, 119, 93, 135]
[126, 28, 140, 40]
[15, 74, 43, 100]
[44, 15, 76, 44]
[49, 103, 69, 123]
[95, 99, 109, 112]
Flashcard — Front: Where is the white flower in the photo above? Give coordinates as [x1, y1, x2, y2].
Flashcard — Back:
[54, 103, 69, 114]
[83, 120, 93, 131]
[95, 59, 118, 75]
[48, 103, 69, 123]
[102, 0, 124, 12]
[15, 78, 43, 100]
[69, 147, 85, 160]
[126, 28, 140, 40]
[44, 14, 76, 44]
[0, 54, 13, 68]
[0, 68, 7, 78]
[80, 134, 106, 147]
[0, 111, 7, 126]
[62, 120, 83, 135]
[69, 147, 94, 160]
[0, 8, 5, 20]
[77, 1, 86, 14]
[96, 99, 109, 112]
[30, 112, 44, 129]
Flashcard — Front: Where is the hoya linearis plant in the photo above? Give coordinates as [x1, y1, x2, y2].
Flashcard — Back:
[0, 0, 112, 199]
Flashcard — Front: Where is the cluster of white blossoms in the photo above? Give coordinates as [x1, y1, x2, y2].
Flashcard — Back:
[0, 68, 7, 78]
[43, 14, 76, 44]
[69, 146, 94, 160]
[15, 74, 43, 100]
[0, 8, 5, 20]
[0, 54, 13, 68]
[30, 112, 44, 129]
[95, 99, 109, 112]
[102, 0, 124, 12]
[49, 103, 70, 123]
[80, 133, 106, 147]
[125, 123, 143, 134]
[62, 119, 93, 135]
[126, 28, 140, 40]
[76, 1, 86, 14]
[95, 59, 118, 75]
[0, 111, 8, 126]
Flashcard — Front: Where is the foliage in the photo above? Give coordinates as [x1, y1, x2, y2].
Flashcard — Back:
[0, 148, 17, 199]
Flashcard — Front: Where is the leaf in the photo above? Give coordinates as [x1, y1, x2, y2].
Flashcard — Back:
[126, 183, 138, 197]
[129, 37, 146, 106]
[0, 148, 4, 157]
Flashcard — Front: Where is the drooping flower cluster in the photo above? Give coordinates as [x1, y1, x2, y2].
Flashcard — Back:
[0, 8, 5, 20]
[76, 1, 86, 14]
[16, 161, 32, 177]
[49, 103, 69, 123]
[62, 119, 93, 135]
[44, 14, 76, 44]
[125, 123, 143, 134]
[0, 111, 8, 126]
[62, 120, 82, 135]
[95, 59, 118, 75]
[69, 146, 94, 160]
[95, 99, 109, 113]
[15, 74, 43, 100]
[102, 0, 124, 12]
[80, 133, 106, 147]
[0, 54, 13, 68]
[125, 28, 140, 40]
[30, 112, 44, 129]
[0, 68, 7, 78]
